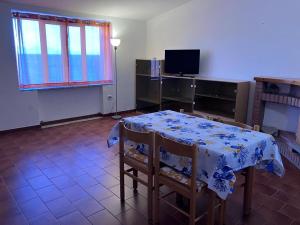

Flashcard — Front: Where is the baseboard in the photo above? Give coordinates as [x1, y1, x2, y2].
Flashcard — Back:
[40, 113, 102, 127]
[0, 125, 41, 134]
[41, 109, 137, 127]
[0, 109, 137, 134]
[100, 109, 136, 117]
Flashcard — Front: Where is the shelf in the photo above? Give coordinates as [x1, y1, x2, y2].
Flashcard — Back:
[276, 131, 300, 169]
[279, 131, 300, 154]
[137, 97, 160, 105]
[136, 74, 160, 79]
[136, 73, 150, 76]
[193, 110, 235, 121]
[196, 77, 248, 83]
[161, 75, 195, 80]
[195, 93, 236, 102]
[162, 96, 194, 104]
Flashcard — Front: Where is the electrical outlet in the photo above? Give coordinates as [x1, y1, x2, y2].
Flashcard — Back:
[107, 95, 113, 101]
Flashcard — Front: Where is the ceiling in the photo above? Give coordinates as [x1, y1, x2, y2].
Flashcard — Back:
[3, 0, 191, 20]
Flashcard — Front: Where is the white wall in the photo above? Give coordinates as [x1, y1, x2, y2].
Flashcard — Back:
[0, 3, 40, 131]
[37, 87, 102, 122]
[146, 0, 300, 131]
[3, 0, 300, 132]
[0, 2, 146, 131]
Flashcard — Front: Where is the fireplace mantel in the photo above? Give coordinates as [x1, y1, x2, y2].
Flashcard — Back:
[254, 76, 300, 86]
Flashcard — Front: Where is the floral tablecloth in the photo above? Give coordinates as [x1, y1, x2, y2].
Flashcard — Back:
[107, 110, 284, 199]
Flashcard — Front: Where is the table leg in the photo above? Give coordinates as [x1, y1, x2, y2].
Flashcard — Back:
[218, 200, 226, 225]
[207, 190, 216, 225]
[243, 167, 255, 216]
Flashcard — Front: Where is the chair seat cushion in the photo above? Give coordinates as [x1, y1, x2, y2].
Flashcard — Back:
[160, 166, 206, 191]
[125, 144, 148, 164]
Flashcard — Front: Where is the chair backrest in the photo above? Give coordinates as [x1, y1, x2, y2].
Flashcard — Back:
[184, 112, 204, 118]
[119, 121, 155, 167]
[221, 120, 253, 130]
[212, 118, 260, 131]
[155, 133, 198, 192]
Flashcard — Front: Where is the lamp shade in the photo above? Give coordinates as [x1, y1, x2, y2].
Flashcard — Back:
[110, 38, 121, 47]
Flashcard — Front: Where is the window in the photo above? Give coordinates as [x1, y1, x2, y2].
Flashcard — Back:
[12, 12, 112, 90]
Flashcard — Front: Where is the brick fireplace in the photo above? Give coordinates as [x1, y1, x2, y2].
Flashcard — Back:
[252, 76, 300, 168]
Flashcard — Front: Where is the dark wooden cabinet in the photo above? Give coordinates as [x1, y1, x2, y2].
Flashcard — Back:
[161, 76, 195, 112]
[194, 78, 249, 122]
[135, 59, 250, 123]
[135, 60, 162, 112]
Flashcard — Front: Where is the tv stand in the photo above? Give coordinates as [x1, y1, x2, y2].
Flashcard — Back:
[182, 74, 195, 78]
[168, 73, 195, 78]
[135, 59, 250, 123]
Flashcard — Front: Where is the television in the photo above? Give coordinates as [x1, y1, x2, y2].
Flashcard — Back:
[164, 49, 200, 75]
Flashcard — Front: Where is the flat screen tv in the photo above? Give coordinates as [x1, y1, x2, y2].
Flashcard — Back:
[164, 49, 200, 75]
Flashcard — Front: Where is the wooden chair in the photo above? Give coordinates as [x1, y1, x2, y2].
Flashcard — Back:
[154, 133, 225, 225]
[217, 119, 260, 131]
[119, 121, 155, 223]
[184, 112, 204, 118]
[215, 118, 260, 216]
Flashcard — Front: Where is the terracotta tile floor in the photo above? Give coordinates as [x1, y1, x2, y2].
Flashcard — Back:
[0, 114, 300, 225]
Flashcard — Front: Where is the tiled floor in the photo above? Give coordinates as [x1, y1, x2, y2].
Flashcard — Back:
[0, 114, 300, 225]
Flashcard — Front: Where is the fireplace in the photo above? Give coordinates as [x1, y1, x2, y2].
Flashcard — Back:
[252, 76, 300, 168]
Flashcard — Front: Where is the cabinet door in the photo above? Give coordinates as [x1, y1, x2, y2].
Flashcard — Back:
[136, 60, 151, 75]
[194, 80, 237, 119]
[161, 76, 194, 112]
[136, 75, 160, 112]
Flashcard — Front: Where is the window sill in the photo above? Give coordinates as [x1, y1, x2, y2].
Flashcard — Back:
[19, 81, 113, 91]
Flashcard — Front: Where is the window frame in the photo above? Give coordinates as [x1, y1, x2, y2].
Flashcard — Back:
[12, 11, 113, 91]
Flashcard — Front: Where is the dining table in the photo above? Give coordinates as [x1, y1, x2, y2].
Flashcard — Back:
[107, 110, 285, 213]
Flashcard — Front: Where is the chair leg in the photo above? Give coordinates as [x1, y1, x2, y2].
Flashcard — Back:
[148, 173, 153, 224]
[189, 196, 196, 225]
[133, 169, 138, 193]
[119, 157, 125, 202]
[219, 200, 226, 225]
[154, 179, 160, 224]
[207, 190, 216, 225]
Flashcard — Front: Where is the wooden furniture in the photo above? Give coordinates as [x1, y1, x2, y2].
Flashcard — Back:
[214, 119, 260, 131]
[161, 75, 195, 112]
[215, 119, 260, 216]
[243, 167, 255, 217]
[110, 111, 283, 225]
[154, 133, 225, 225]
[136, 59, 162, 112]
[194, 77, 249, 123]
[135, 59, 250, 123]
[119, 121, 155, 223]
[252, 76, 300, 151]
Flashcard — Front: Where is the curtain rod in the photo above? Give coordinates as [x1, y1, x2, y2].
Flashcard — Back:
[12, 11, 110, 26]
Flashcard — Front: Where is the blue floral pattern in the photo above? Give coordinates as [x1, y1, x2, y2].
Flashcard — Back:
[213, 155, 235, 192]
[107, 110, 285, 199]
